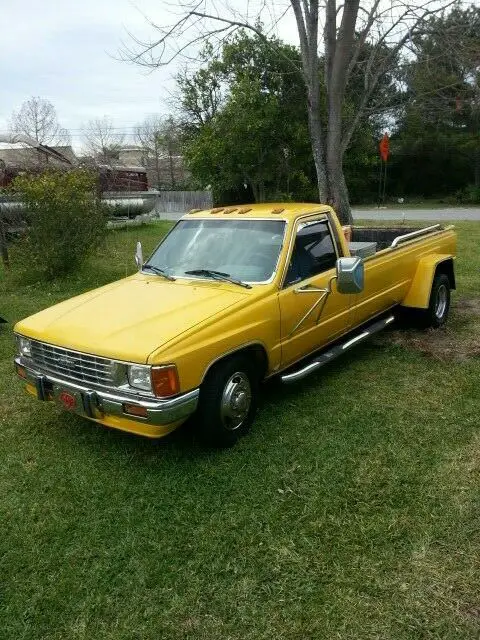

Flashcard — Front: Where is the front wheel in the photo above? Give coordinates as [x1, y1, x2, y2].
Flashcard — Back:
[196, 354, 259, 447]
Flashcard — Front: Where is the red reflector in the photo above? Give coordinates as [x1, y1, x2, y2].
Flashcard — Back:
[16, 364, 27, 379]
[152, 366, 180, 397]
[123, 403, 148, 418]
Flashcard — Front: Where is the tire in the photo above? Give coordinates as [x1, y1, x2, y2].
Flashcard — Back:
[196, 354, 259, 447]
[414, 272, 451, 328]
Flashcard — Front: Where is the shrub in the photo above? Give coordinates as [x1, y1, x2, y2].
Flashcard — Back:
[462, 184, 480, 204]
[12, 169, 107, 279]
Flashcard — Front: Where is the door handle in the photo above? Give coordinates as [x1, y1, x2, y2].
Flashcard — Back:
[294, 284, 328, 294]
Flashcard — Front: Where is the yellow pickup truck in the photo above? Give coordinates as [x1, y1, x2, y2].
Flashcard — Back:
[14, 203, 456, 446]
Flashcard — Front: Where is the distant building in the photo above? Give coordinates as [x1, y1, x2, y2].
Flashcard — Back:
[0, 144, 77, 170]
[118, 146, 145, 166]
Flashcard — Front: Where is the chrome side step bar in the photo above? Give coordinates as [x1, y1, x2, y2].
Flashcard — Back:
[281, 314, 395, 384]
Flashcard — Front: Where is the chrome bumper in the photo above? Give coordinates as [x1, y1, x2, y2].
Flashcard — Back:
[14, 356, 199, 426]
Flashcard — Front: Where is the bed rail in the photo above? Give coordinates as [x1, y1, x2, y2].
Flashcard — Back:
[391, 224, 443, 248]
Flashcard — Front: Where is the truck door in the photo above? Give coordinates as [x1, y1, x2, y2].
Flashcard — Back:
[278, 218, 352, 367]
[351, 251, 408, 326]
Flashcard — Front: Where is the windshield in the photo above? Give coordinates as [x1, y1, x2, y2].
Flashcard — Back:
[146, 219, 286, 283]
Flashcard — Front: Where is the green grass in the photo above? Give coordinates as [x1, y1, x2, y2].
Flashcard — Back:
[1, 221, 480, 639]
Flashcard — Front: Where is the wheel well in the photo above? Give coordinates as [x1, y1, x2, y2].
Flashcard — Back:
[435, 259, 456, 290]
[203, 344, 269, 382]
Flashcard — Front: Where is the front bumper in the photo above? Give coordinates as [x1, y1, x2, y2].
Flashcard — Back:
[14, 356, 199, 437]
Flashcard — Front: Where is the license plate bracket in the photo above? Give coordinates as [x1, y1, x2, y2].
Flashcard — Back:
[53, 385, 85, 415]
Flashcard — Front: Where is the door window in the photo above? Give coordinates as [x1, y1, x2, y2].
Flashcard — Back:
[284, 221, 337, 286]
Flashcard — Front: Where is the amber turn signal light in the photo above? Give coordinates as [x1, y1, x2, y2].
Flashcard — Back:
[123, 403, 148, 418]
[15, 363, 27, 379]
[152, 365, 180, 397]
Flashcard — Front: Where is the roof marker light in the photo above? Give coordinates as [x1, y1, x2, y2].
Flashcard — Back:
[223, 207, 237, 214]
[237, 207, 252, 214]
[271, 207, 285, 214]
[188, 208, 202, 214]
[210, 207, 224, 214]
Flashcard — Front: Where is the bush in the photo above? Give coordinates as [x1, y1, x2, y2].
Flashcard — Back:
[12, 169, 107, 279]
[460, 184, 480, 204]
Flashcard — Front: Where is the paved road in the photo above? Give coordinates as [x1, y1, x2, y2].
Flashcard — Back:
[154, 207, 480, 222]
[352, 207, 480, 221]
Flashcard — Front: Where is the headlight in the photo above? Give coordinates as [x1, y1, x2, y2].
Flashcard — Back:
[127, 364, 152, 391]
[17, 336, 32, 357]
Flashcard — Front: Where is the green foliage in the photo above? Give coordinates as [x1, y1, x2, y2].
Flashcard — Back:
[179, 31, 314, 203]
[12, 169, 107, 280]
[178, 11, 479, 205]
[391, 6, 480, 198]
[178, 30, 400, 205]
[456, 183, 480, 204]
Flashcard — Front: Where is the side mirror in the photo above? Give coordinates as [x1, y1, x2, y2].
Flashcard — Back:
[135, 241, 143, 271]
[336, 256, 364, 294]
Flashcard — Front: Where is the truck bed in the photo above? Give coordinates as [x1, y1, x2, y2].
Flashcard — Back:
[350, 224, 443, 252]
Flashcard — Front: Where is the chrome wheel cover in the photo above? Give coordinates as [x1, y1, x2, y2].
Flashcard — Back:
[220, 371, 252, 430]
[435, 284, 448, 320]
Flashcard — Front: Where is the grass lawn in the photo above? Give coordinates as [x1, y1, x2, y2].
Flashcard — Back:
[1, 221, 479, 639]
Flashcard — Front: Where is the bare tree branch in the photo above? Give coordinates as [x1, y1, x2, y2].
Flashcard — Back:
[81, 117, 124, 163]
[9, 97, 70, 146]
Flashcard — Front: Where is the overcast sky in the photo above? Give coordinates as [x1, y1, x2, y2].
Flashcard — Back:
[1, 0, 296, 151]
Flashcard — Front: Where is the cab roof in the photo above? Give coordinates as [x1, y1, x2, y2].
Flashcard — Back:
[184, 202, 332, 222]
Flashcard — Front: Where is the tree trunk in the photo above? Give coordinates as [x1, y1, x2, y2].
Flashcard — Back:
[326, 157, 352, 224]
[154, 141, 161, 189]
[306, 91, 328, 204]
[258, 180, 266, 202]
[168, 152, 175, 189]
[251, 181, 259, 202]
[326, 109, 353, 225]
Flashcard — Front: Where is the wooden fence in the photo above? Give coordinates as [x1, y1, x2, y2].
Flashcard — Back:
[154, 190, 213, 213]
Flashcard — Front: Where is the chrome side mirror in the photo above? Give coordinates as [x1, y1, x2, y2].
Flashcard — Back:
[135, 241, 143, 271]
[336, 256, 364, 294]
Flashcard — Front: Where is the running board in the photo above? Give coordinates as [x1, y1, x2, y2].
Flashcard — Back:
[281, 314, 395, 384]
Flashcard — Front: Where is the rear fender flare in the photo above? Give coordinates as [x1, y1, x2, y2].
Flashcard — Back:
[401, 254, 455, 309]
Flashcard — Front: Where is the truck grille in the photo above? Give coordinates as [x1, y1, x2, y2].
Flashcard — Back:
[30, 341, 122, 388]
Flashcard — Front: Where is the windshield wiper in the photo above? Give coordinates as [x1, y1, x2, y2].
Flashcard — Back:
[142, 264, 176, 281]
[184, 269, 252, 289]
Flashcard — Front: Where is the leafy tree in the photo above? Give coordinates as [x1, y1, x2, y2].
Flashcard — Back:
[393, 6, 480, 199]
[179, 32, 313, 202]
[179, 30, 392, 204]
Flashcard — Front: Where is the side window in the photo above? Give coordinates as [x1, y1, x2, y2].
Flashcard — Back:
[284, 221, 337, 286]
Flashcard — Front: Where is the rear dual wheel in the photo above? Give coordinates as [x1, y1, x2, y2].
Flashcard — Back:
[409, 273, 451, 328]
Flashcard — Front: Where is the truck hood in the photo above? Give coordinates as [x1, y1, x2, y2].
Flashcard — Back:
[14, 274, 248, 362]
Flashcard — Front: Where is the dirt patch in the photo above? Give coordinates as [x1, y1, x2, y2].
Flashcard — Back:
[374, 298, 480, 362]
